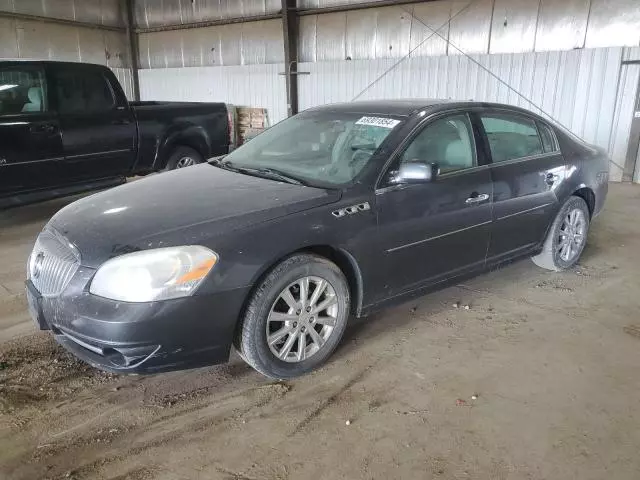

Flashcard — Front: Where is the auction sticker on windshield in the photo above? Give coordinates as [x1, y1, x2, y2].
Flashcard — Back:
[355, 116, 401, 129]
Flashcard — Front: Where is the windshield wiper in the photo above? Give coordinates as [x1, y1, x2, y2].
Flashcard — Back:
[250, 167, 306, 186]
[213, 161, 305, 185]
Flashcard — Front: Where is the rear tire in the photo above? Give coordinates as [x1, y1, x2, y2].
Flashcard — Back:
[532, 196, 590, 271]
[164, 146, 203, 171]
[235, 254, 350, 379]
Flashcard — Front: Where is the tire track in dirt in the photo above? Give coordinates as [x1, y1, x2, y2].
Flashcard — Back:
[14, 383, 292, 480]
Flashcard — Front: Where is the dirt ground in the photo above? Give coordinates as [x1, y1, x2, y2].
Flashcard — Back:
[1, 184, 640, 480]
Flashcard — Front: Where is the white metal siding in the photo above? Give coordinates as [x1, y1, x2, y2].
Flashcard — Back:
[138, 63, 287, 124]
[0, 0, 124, 27]
[296, 47, 638, 180]
[137, 0, 640, 67]
[138, 47, 638, 181]
[0, 17, 129, 68]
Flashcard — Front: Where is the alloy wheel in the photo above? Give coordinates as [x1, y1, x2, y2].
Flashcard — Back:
[557, 207, 586, 262]
[176, 156, 195, 168]
[266, 276, 339, 363]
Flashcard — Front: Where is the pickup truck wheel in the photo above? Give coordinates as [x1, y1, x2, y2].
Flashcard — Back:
[165, 146, 203, 170]
[531, 196, 590, 271]
[235, 254, 350, 379]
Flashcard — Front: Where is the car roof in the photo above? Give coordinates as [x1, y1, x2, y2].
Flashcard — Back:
[307, 99, 546, 119]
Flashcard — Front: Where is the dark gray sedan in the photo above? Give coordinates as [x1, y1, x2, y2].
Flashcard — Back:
[26, 100, 609, 379]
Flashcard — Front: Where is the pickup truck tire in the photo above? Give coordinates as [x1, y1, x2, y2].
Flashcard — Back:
[165, 146, 204, 170]
[235, 254, 350, 379]
[531, 196, 590, 271]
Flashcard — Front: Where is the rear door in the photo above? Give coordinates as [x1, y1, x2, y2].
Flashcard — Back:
[0, 63, 64, 197]
[477, 110, 566, 261]
[373, 112, 493, 301]
[51, 64, 135, 181]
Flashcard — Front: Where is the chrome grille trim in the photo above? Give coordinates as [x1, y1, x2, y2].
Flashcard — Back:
[28, 229, 80, 297]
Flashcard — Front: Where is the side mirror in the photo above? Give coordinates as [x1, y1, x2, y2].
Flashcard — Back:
[390, 161, 439, 185]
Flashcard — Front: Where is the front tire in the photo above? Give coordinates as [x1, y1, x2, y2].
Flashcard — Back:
[236, 254, 350, 379]
[532, 196, 590, 271]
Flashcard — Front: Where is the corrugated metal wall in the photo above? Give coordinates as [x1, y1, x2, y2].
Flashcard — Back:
[298, 0, 640, 62]
[138, 19, 284, 68]
[139, 45, 639, 181]
[0, 3, 133, 98]
[136, 0, 640, 68]
[134, 0, 281, 28]
[296, 46, 640, 181]
[138, 63, 287, 122]
[0, 0, 124, 27]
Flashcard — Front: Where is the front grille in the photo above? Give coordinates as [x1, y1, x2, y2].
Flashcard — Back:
[28, 229, 80, 297]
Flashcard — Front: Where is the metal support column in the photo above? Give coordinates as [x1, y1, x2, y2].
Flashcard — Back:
[623, 73, 640, 182]
[281, 0, 299, 117]
[124, 0, 141, 101]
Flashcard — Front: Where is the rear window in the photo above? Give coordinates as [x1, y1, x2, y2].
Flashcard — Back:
[538, 121, 559, 153]
[55, 68, 115, 114]
[481, 114, 543, 163]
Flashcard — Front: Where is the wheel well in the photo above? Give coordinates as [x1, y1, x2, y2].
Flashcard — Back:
[572, 187, 595, 218]
[170, 142, 205, 160]
[299, 246, 363, 317]
[241, 246, 364, 321]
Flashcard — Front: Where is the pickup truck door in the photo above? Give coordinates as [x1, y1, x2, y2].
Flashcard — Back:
[373, 112, 492, 302]
[51, 64, 135, 182]
[0, 64, 64, 198]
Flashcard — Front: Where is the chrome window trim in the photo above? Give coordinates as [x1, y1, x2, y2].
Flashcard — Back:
[487, 151, 562, 168]
[375, 163, 492, 195]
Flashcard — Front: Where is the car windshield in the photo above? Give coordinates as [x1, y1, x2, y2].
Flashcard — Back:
[219, 111, 403, 187]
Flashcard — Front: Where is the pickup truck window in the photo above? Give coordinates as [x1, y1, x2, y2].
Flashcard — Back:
[0, 67, 47, 115]
[55, 68, 115, 114]
[221, 111, 402, 186]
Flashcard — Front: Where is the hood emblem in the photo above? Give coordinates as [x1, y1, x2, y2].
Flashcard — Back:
[32, 252, 45, 279]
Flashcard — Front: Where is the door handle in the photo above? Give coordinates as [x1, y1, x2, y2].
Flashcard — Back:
[112, 118, 132, 125]
[465, 193, 490, 205]
[30, 123, 57, 134]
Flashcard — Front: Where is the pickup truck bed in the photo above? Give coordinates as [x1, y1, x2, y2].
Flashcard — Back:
[0, 60, 233, 208]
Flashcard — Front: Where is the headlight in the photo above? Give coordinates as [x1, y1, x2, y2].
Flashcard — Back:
[90, 246, 218, 302]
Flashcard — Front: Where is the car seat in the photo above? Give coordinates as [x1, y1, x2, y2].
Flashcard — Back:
[22, 87, 43, 112]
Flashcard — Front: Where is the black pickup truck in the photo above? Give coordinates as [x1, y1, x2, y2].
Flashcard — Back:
[0, 60, 234, 207]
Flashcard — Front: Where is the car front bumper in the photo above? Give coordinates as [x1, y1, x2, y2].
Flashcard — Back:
[26, 272, 249, 374]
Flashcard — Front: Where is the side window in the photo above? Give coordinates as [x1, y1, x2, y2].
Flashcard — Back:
[0, 67, 47, 116]
[481, 114, 543, 162]
[538, 121, 559, 153]
[400, 114, 476, 174]
[55, 69, 115, 114]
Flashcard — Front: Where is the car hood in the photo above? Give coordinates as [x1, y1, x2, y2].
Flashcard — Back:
[49, 164, 341, 268]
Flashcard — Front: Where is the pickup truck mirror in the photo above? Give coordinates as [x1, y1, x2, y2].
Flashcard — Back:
[390, 161, 439, 185]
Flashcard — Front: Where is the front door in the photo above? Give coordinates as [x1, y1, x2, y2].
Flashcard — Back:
[477, 111, 564, 261]
[0, 64, 64, 198]
[373, 112, 493, 302]
[51, 64, 135, 182]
